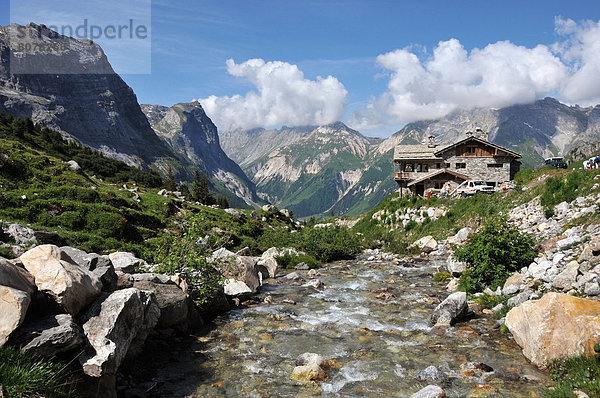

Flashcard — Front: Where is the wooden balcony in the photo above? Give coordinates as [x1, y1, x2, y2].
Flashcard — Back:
[394, 172, 412, 180]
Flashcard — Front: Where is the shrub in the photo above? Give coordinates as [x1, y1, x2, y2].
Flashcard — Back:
[433, 272, 453, 282]
[545, 356, 600, 397]
[274, 253, 320, 269]
[454, 217, 536, 293]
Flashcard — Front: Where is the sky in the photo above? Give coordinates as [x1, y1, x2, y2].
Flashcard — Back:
[2, 0, 600, 136]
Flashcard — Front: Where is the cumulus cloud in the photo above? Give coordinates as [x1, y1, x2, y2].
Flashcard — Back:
[199, 58, 347, 131]
[351, 18, 600, 130]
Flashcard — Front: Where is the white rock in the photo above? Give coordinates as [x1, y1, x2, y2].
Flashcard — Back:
[0, 286, 30, 345]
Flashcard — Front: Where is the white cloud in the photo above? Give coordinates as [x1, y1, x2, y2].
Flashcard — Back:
[351, 39, 567, 129]
[554, 17, 600, 105]
[352, 18, 600, 130]
[199, 58, 347, 131]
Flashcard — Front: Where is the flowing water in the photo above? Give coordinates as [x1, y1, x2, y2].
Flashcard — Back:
[143, 256, 549, 397]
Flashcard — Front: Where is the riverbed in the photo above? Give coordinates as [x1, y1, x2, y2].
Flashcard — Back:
[137, 256, 549, 397]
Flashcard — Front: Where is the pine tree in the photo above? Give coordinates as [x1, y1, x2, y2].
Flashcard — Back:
[217, 196, 229, 208]
[163, 168, 177, 191]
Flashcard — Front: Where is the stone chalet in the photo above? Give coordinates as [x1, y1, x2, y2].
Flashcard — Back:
[393, 129, 522, 196]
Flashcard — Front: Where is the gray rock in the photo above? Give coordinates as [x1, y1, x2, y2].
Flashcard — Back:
[235, 247, 252, 256]
[209, 247, 236, 263]
[295, 262, 309, 270]
[302, 279, 324, 289]
[257, 256, 278, 279]
[557, 236, 581, 251]
[0, 257, 35, 295]
[447, 227, 473, 245]
[224, 208, 241, 218]
[16, 314, 83, 356]
[127, 290, 161, 358]
[507, 290, 532, 307]
[223, 279, 253, 298]
[414, 365, 447, 382]
[502, 273, 523, 296]
[446, 255, 466, 275]
[79, 288, 149, 377]
[528, 260, 553, 279]
[430, 292, 468, 325]
[5, 223, 36, 244]
[552, 261, 580, 291]
[285, 272, 304, 281]
[108, 252, 146, 273]
[585, 282, 600, 296]
[67, 160, 81, 171]
[60, 247, 117, 292]
[131, 273, 172, 284]
[132, 281, 189, 330]
[410, 385, 446, 398]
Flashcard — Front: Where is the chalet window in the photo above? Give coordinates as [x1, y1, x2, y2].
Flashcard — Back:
[422, 164, 429, 172]
[404, 163, 414, 172]
[434, 182, 441, 189]
[467, 146, 476, 155]
[435, 163, 441, 169]
[487, 163, 503, 168]
[455, 163, 466, 169]
[416, 163, 423, 172]
[445, 163, 450, 168]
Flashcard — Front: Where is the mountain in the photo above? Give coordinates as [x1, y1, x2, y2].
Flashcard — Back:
[0, 23, 173, 170]
[141, 102, 261, 206]
[220, 125, 316, 167]
[240, 122, 381, 217]
[0, 23, 259, 207]
[222, 98, 600, 219]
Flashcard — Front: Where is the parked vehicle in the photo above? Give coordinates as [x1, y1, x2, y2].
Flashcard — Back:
[455, 180, 494, 197]
[544, 157, 568, 169]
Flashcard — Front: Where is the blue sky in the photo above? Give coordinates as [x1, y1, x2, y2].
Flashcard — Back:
[3, 1, 600, 136]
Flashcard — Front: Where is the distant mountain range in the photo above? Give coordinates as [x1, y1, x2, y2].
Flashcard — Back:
[220, 98, 600, 218]
[0, 23, 260, 207]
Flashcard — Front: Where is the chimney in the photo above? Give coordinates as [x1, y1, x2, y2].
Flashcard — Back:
[466, 131, 473, 137]
[475, 128, 488, 140]
[427, 135, 436, 148]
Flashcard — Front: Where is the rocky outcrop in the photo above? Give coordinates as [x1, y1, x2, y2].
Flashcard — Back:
[431, 292, 468, 325]
[506, 292, 600, 368]
[79, 288, 159, 377]
[141, 102, 260, 206]
[20, 245, 102, 315]
[0, 23, 176, 170]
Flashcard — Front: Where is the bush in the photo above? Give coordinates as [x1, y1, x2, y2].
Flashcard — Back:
[454, 217, 536, 293]
[274, 253, 320, 269]
[545, 356, 600, 397]
[433, 272, 453, 282]
[0, 345, 79, 397]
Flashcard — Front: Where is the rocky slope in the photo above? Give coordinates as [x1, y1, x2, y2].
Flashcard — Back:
[0, 23, 174, 170]
[141, 102, 261, 207]
[220, 125, 316, 167]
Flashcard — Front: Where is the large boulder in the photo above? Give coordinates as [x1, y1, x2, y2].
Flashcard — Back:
[0, 257, 35, 295]
[506, 292, 600, 368]
[257, 256, 278, 279]
[4, 223, 36, 244]
[223, 279, 253, 298]
[107, 252, 146, 273]
[413, 236, 438, 254]
[79, 288, 155, 377]
[411, 385, 446, 398]
[20, 245, 102, 315]
[0, 286, 30, 345]
[216, 256, 262, 293]
[431, 292, 468, 325]
[60, 247, 117, 292]
[132, 281, 189, 329]
[502, 273, 523, 296]
[14, 314, 83, 356]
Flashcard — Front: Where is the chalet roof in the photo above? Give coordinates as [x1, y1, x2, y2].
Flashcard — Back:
[393, 145, 440, 160]
[407, 169, 469, 186]
[434, 136, 522, 158]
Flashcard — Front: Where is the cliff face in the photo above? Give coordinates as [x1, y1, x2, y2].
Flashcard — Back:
[0, 23, 173, 169]
[141, 102, 261, 206]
